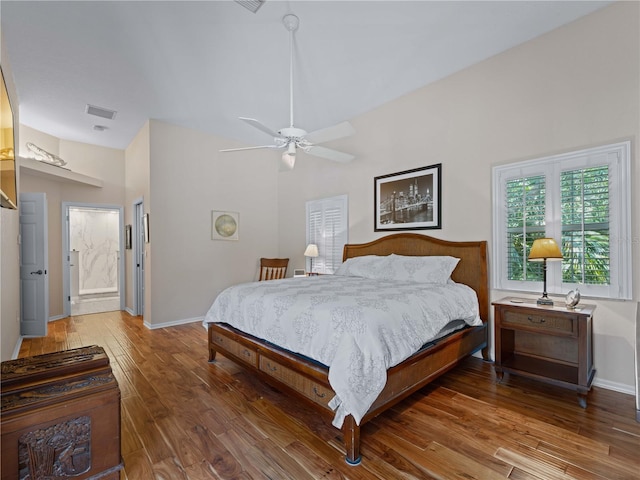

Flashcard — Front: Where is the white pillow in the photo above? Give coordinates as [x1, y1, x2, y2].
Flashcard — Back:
[334, 255, 388, 278]
[383, 254, 460, 284]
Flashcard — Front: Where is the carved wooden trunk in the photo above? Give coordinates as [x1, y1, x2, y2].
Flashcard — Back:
[1, 346, 123, 480]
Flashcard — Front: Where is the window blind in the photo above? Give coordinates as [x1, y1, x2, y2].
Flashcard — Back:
[306, 195, 348, 274]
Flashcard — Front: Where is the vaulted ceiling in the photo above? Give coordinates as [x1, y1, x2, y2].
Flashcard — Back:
[1, 1, 610, 151]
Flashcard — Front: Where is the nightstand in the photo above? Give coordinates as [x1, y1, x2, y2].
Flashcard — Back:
[493, 297, 596, 408]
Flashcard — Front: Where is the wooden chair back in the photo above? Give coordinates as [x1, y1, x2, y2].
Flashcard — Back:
[259, 258, 289, 281]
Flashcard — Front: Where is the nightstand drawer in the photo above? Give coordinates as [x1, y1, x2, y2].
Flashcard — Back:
[503, 310, 576, 335]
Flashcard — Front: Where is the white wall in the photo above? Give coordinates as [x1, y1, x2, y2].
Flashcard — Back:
[145, 120, 279, 327]
[277, 2, 639, 392]
[124, 121, 150, 316]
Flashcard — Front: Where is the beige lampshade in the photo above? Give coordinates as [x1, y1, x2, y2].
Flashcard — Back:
[528, 238, 562, 261]
[304, 244, 319, 258]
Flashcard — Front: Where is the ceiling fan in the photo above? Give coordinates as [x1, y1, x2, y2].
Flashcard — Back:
[220, 14, 355, 170]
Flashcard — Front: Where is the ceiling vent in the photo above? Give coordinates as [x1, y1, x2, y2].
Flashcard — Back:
[234, 0, 265, 13]
[86, 104, 117, 120]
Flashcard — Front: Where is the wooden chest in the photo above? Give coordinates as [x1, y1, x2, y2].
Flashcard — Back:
[1, 346, 123, 480]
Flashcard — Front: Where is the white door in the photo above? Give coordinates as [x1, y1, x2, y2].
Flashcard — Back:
[134, 200, 144, 316]
[19, 192, 48, 336]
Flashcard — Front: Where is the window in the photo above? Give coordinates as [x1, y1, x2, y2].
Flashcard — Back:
[493, 141, 631, 300]
[306, 194, 348, 274]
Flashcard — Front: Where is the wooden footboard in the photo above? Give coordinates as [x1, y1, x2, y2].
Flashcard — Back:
[209, 324, 336, 416]
[209, 321, 487, 464]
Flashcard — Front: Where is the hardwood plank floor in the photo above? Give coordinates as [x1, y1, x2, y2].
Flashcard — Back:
[17, 311, 640, 479]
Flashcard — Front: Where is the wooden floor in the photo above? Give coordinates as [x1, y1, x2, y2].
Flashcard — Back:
[18, 311, 640, 480]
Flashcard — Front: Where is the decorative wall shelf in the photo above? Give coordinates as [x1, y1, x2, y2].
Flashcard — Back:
[19, 157, 102, 188]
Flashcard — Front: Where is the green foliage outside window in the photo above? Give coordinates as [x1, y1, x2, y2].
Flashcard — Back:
[506, 166, 609, 286]
[506, 175, 545, 281]
[561, 166, 609, 285]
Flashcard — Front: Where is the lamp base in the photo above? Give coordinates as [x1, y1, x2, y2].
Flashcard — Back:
[536, 297, 554, 306]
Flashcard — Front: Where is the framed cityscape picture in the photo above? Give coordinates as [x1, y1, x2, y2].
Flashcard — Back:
[374, 163, 441, 231]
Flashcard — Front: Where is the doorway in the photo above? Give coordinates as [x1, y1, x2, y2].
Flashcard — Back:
[62, 203, 124, 316]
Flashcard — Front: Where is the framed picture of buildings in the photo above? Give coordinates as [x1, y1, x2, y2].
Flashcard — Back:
[374, 163, 441, 231]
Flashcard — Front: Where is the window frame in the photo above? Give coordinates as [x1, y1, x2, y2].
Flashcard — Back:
[492, 141, 631, 300]
[305, 194, 348, 274]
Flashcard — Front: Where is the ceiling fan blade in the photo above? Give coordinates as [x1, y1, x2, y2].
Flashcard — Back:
[305, 145, 354, 163]
[304, 121, 355, 145]
[239, 117, 282, 139]
[220, 145, 282, 152]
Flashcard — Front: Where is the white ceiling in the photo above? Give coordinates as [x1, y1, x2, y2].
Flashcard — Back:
[1, 1, 611, 151]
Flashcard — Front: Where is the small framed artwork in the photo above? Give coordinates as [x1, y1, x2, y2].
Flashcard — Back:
[211, 210, 239, 241]
[125, 224, 132, 249]
[143, 213, 150, 243]
[374, 163, 442, 231]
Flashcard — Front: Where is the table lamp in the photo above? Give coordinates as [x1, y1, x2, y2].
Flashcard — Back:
[304, 244, 318, 275]
[528, 238, 563, 305]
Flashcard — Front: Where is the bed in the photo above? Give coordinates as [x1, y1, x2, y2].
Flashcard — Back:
[205, 233, 489, 465]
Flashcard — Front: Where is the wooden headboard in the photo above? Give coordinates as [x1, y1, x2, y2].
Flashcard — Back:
[343, 233, 489, 324]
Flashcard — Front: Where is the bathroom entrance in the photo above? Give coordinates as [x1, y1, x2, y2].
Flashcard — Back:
[63, 203, 124, 316]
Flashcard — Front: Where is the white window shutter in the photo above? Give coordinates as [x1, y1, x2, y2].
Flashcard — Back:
[306, 195, 348, 274]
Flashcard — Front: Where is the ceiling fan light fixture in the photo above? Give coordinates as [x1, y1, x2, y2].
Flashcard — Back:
[281, 150, 296, 170]
[281, 143, 296, 169]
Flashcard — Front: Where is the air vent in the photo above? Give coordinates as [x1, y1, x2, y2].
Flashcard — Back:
[86, 104, 117, 120]
[234, 0, 265, 13]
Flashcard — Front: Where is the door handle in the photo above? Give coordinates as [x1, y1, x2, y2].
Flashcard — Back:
[30, 270, 43, 275]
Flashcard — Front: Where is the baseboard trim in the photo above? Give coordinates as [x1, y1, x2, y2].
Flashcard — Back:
[143, 316, 203, 330]
[593, 378, 635, 396]
[11, 337, 23, 360]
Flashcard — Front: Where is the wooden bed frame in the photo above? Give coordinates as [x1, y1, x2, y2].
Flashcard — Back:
[208, 233, 489, 465]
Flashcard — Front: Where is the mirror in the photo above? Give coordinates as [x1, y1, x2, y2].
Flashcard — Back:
[1, 65, 17, 209]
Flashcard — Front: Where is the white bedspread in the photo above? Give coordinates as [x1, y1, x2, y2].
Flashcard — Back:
[203, 275, 481, 428]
